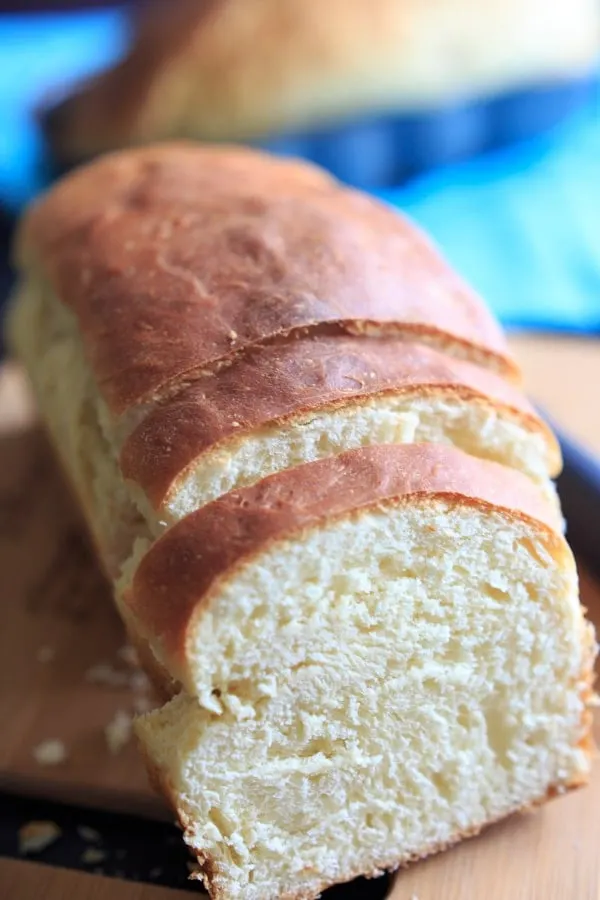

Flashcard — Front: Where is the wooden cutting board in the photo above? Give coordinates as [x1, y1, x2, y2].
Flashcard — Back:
[0, 859, 192, 900]
[0, 363, 165, 819]
[0, 342, 599, 898]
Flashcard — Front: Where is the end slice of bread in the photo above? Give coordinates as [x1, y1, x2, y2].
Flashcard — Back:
[133, 445, 595, 900]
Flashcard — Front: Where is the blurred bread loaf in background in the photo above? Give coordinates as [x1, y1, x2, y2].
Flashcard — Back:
[43, 0, 600, 180]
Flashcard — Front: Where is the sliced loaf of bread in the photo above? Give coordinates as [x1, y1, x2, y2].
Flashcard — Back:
[7, 144, 595, 900]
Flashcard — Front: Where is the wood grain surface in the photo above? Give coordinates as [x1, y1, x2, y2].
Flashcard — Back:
[0, 858, 192, 900]
[0, 363, 165, 819]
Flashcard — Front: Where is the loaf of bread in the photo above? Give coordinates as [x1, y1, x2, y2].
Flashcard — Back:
[7, 144, 595, 900]
[43, 0, 600, 163]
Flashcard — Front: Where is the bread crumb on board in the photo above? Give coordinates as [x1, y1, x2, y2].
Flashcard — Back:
[85, 654, 151, 693]
[77, 825, 102, 843]
[32, 739, 67, 766]
[18, 821, 62, 854]
[36, 645, 56, 663]
[130, 670, 151, 692]
[117, 644, 140, 667]
[85, 662, 131, 689]
[81, 846, 107, 865]
[105, 709, 133, 754]
[132, 694, 154, 714]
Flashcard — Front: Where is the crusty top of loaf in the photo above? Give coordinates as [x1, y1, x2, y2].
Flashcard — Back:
[43, 0, 600, 157]
[120, 337, 558, 509]
[125, 443, 568, 671]
[16, 144, 517, 413]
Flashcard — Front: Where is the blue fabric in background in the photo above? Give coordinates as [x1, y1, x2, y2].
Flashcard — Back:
[380, 105, 600, 334]
[0, 10, 127, 208]
[0, 10, 599, 333]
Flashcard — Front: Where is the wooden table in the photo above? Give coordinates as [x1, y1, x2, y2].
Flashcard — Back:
[1, 859, 192, 900]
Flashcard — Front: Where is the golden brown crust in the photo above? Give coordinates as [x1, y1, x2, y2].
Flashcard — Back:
[120, 336, 557, 509]
[124, 443, 565, 677]
[43, 0, 600, 161]
[16, 144, 518, 415]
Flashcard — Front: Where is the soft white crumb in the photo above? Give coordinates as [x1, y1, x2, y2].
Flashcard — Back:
[81, 847, 106, 865]
[105, 710, 132, 754]
[19, 821, 62, 854]
[77, 825, 102, 843]
[36, 646, 56, 664]
[32, 739, 67, 766]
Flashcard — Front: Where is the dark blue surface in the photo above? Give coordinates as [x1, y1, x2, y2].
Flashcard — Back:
[382, 101, 600, 334]
[254, 77, 598, 191]
[0, 9, 599, 334]
[0, 9, 127, 208]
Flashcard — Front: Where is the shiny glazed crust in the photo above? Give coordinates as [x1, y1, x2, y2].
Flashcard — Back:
[124, 442, 567, 685]
[120, 335, 558, 509]
[16, 145, 518, 416]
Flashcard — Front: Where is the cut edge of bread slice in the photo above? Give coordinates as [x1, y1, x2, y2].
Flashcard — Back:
[116, 330, 559, 520]
[121, 442, 579, 698]
[132, 446, 595, 900]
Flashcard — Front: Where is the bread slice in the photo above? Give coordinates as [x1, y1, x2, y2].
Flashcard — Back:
[15, 143, 519, 417]
[7, 269, 560, 581]
[119, 333, 559, 523]
[132, 444, 595, 900]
